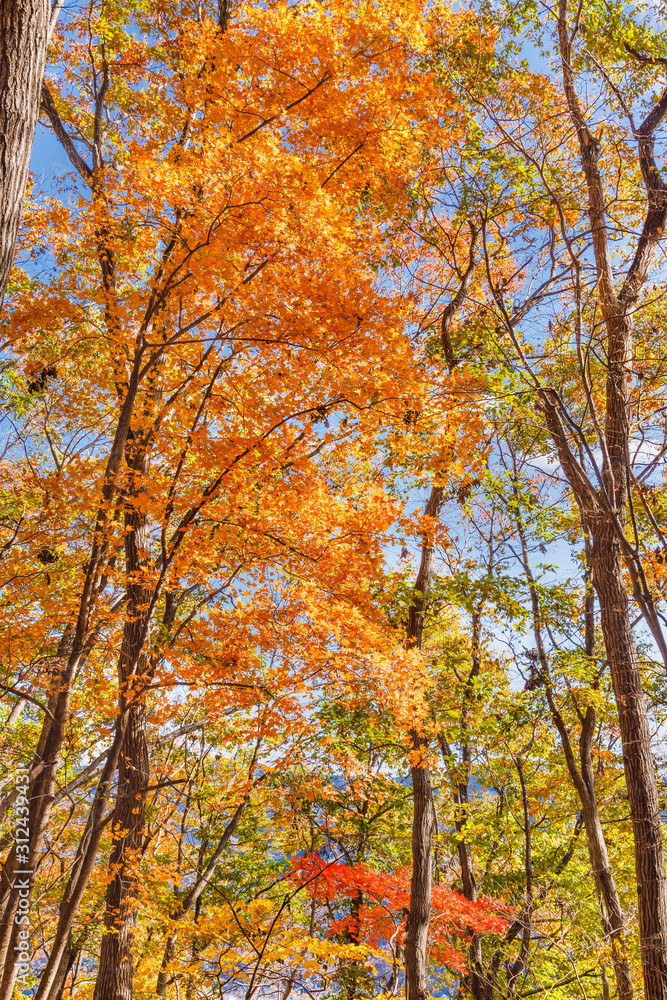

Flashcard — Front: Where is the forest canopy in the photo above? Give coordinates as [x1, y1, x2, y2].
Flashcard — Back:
[1, 0, 667, 997]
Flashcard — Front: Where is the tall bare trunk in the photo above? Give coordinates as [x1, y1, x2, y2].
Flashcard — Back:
[33, 714, 129, 1000]
[0, 653, 74, 1000]
[541, 335, 667, 1000]
[405, 736, 435, 1000]
[404, 485, 443, 1000]
[92, 688, 149, 1000]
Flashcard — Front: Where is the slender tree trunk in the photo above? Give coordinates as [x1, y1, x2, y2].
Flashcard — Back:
[548, 7, 667, 990]
[0, 0, 52, 306]
[592, 521, 667, 998]
[451, 611, 485, 1000]
[581, 792, 634, 1000]
[541, 384, 667, 1000]
[33, 714, 129, 1000]
[47, 932, 79, 1000]
[551, 576, 633, 1000]
[0, 340, 141, 994]
[404, 485, 443, 1000]
[405, 736, 435, 1000]
[541, 334, 667, 999]
[93, 446, 152, 1000]
[513, 485, 635, 1000]
[548, 682, 634, 1000]
[92, 688, 149, 1000]
[0, 658, 74, 1000]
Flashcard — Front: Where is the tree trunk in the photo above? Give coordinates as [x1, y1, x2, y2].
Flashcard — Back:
[514, 488, 635, 1000]
[0, 662, 74, 1000]
[405, 733, 434, 1000]
[93, 446, 152, 1000]
[33, 713, 129, 1000]
[0, 0, 51, 306]
[452, 611, 485, 1000]
[581, 792, 634, 1000]
[592, 521, 667, 998]
[547, 674, 634, 1000]
[92, 691, 149, 1000]
[404, 485, 443, 1000]
[549, 8, 667, 991]
[540, 349, 667, 1000]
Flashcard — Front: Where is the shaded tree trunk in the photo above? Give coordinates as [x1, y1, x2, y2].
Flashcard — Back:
[548, 592, 634, 1000]
[405, 738, 435, 1000]
[92, 688, 149, 1000]
[541, 331, 667, 1000]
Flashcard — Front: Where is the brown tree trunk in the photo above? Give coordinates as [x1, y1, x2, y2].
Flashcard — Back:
[541, 330, 667, 1000]
[553, 577, 633, 1000]
[592, 521, 667, 998]
[0, 656, 74, 1000]
[512, 483, 634, 1000]
[404, 485, 443, 1000]
[547, 671, 634, 1000]
[405, 735, 435, 1000]
[93, 444, 152, 1000]
[581, 789, 634, 1000]
[92, 690, 149, 1000]
[46, 932, 79, 1000]
[0, 329, 143, 993]
[537, 8, 667, 982]
[452, 611, 485, 1000]
[33, 714, 129, 1000]
[0, 0, 52, 306]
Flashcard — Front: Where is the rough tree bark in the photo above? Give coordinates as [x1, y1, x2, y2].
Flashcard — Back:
[0, 0, 58, 307]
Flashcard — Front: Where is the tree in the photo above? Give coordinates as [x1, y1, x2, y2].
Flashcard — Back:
[0, 0, 479, 995]
[6, 0, 667, 996]
[399, 0, 667, 991]
[0, 0, 61, 307]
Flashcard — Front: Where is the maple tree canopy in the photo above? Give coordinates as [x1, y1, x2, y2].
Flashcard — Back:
[1, 0, 667, 997]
